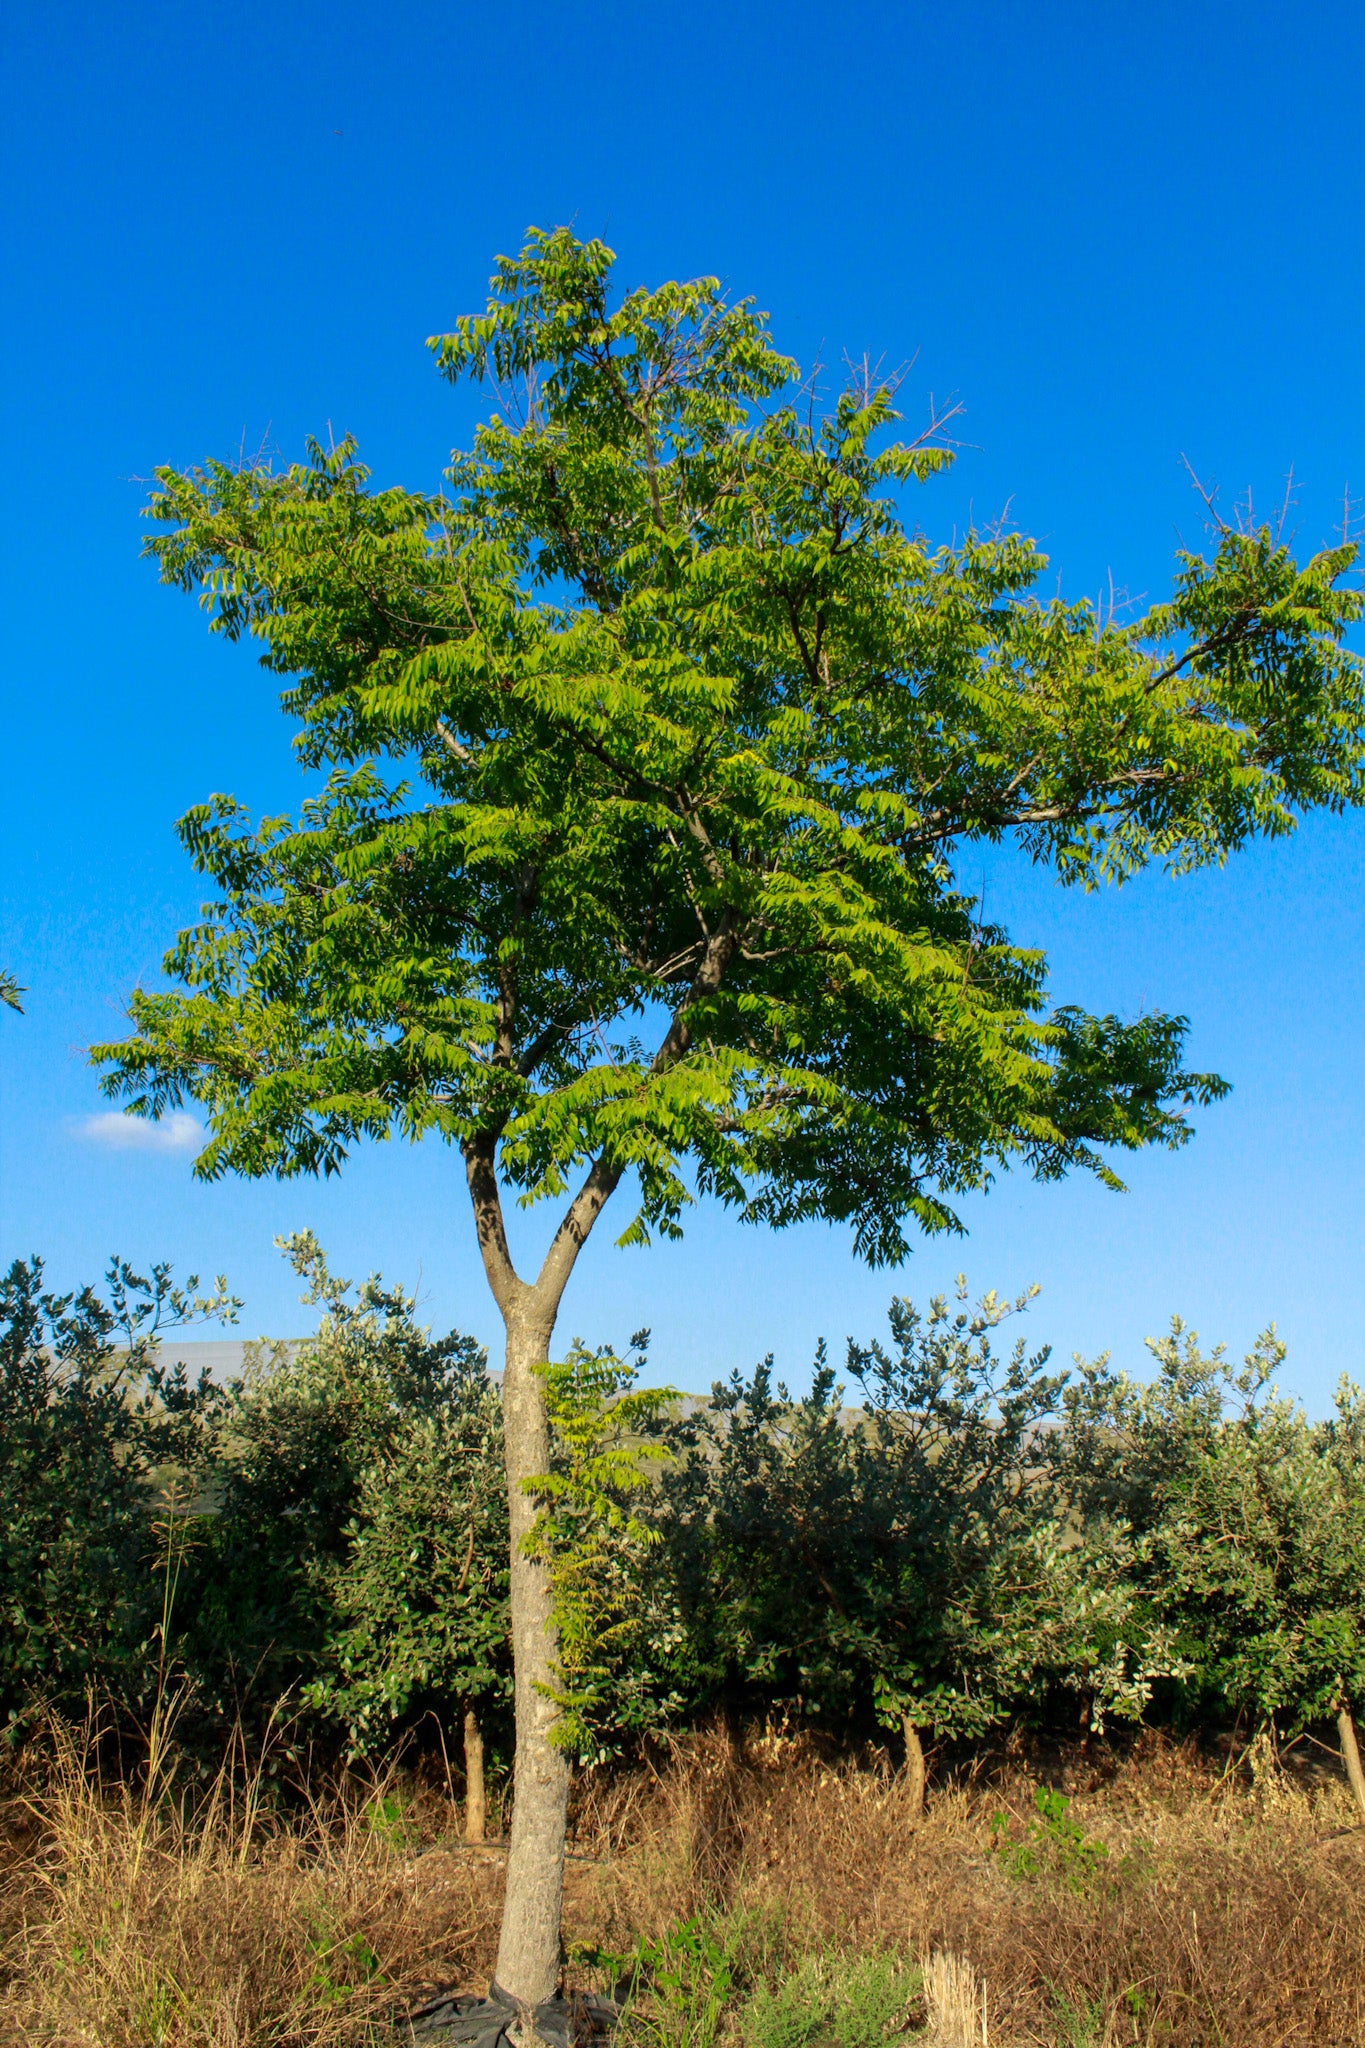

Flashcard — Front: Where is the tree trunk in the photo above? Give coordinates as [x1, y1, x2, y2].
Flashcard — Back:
[1338, 1706, 1365, 1824]
[459, 937, 721, 2016]
[493, 1305, 571, 2011]
[901, 1714, 926, 1819]
[463, 1705, 486, 1845]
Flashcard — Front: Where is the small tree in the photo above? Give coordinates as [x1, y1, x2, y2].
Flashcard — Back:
[200, 1235, 507, 1800]
[847, 1290, 1178, 1775]
[95, 230, 1365, 2010]
[1057, 1325, 1365, 1814]
[0, 1255, 232, 1731]
[656, 1288, 1176, 1806]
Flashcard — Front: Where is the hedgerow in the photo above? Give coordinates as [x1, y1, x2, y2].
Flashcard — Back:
[3, 1243, 1363, 1806]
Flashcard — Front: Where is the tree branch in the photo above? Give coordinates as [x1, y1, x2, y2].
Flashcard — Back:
[526, 913, 740, 1315]
[902, 765, 1192, 850]
[461, 1134, 523, 1314]
[435, 718, 475, 765]
[651, 915, 738, 1075]
[534, 1151, 625, 1309]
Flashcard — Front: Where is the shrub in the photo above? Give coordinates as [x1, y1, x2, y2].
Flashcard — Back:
[1055, 1321, 1365, 1747]
[186, 1233, 511, 1760]
[649, 1285, 1179, 1758]
[0, 1255, 229, 1734]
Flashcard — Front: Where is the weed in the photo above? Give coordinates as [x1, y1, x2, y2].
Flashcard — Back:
[991, 1787, 1109, 1893]
[6, 1724, 1365, 2045]
[0, 1716, 475, 2046]
[740, 1949, 921, 2048]
[364, 1790, 420, 1848]
[307, 1922, 387, 2005]
[1050, 1989, 1107, 2047]
[621, 1914, 739, 2048]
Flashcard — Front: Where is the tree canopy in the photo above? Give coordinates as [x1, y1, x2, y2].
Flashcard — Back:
[92, 228, 1365, 1263]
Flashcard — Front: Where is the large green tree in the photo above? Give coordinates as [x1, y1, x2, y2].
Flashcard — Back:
[95, 229, 1365, 2014]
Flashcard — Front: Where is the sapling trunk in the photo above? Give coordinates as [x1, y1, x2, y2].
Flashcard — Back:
[901, 1715, 926, 1819]
[463, 1705, 486, 1846]
[494, 1304, 571, 2011]
[459, 1140, 624, 2014]
[1338, 1707, 1365, 1824]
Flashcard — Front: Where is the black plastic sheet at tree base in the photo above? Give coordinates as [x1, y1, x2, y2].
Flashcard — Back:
[404, 1979, 622, 2048]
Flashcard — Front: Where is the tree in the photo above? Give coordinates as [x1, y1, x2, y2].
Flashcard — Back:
[195, 1234, 507, 1793]
[654, 1288, 1178, 1808]
[1055, 1324, 1365, 1817]
[0, 1255, 231, 1731]
[94, 228, 1365, 2013]
[845, 1290, 1179, 1770]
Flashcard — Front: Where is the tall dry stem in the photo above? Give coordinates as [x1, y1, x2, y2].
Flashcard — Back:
[0, 1720, 483, 2047]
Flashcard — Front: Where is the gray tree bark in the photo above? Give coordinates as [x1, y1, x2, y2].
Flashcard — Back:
[493, 1304, 571, 2009]
[901, 1714, 926, 1819]
[463, 1704, 486, 1846]
[463, 1138, 623, 2016]
[463, 931, 732, 2017]
[1338, 1706, 1365, 1824]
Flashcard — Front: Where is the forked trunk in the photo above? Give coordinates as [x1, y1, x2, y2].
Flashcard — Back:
[901, 1714, 926, 1819]
[463, 1110, 633, 2011]
[1338, 1706, 1365, 1824]
[494, 1306, 571, 2010]
[463, 1704, 486, 1845]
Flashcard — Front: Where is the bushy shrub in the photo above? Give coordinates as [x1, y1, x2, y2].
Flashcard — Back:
[1055, 1321, 1365, 1739]
[185, 1233, 511, 1757]
[649, 1285, 1179, 1755]
[0, 1255, 229, 1734]
[8, 1239, 1365, 1788]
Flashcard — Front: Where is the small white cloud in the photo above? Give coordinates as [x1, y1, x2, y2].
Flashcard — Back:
[77, 1110, 204, 1154]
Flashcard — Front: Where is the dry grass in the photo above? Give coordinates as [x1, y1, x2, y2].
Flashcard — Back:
[919, 1952, 986, 2048]
[567, 1727, 1365, 2046]
[3, 1723, 1364, 2046]
[0, 1721, 497, 2046]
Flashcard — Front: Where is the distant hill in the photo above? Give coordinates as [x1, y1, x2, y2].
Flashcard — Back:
[146, 1338, 307, 1381]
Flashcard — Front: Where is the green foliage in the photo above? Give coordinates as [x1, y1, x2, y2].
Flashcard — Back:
[991, 1787, 1109, 1893]
[525, 1336, 682, 1756]
[92, 228, 1365, 1271]
[193, 1233, 510, 1753]
[1049, 1991, 1109, 2048]
[0, 968, 24, 1012]
[615, 1918, 919, 2048]
[652, 1283, 1178, 1743]
[361, 1790, 421, 1847]
[738, 1951, 921, 2048]
[0, 1233, 509, 1758]
[619, 1916, 741, 2048]
[0, 1255, 233, 1731]
[304, 1920, 386, 2007]
[1055, 1324, 1365, 1731]
[7, 1231, 1365, 1775]
[849, 1289, 1178, 1738]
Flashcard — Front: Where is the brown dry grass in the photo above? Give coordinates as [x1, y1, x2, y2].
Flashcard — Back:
[2, 1723, 1363, 2046]
[565, 1727, 1365, 2046]
[0, 1722, 497, 2046]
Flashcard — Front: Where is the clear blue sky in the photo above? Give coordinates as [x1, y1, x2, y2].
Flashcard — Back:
[4, 0, 1365, 1405]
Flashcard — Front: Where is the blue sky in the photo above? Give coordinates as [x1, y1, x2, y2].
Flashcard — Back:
[4, 0, 1365, 1404]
